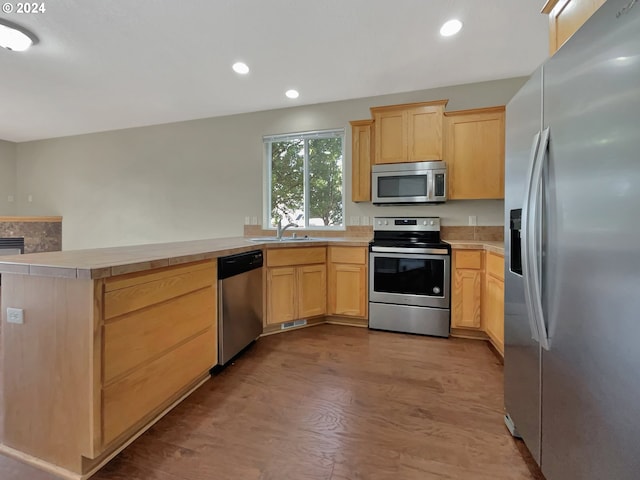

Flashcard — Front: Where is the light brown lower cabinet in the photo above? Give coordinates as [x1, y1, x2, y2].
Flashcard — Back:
[298, 264, 327, 318]
[266, 247, 327, 325]
[328, 246, 368, 318]
[483, 252, 505, 355]
[0, 260, 218, 477]
[451, 249, 505, 355]
[451, 250, 483, 329]
[266, 266, 297, 323]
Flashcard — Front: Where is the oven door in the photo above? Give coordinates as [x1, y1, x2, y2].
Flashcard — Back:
[369, 250, 450, 309]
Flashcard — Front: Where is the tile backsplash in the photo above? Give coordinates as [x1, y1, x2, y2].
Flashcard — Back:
[441, 226, 504, 241]
[0, 220, 62, 253]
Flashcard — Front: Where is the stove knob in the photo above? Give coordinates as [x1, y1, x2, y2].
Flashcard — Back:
[423, 220, 427, 225]
[430, 220, 435, 226]
[384, 220, 389, 225]
[377, 220, 382, 225]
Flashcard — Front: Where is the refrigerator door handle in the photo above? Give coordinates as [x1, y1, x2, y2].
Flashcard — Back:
[527, 127, 551, 351]
[521, 131, 542, 343]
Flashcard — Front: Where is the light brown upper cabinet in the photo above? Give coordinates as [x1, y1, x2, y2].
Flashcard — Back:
[444, 106, 505, 200]
[349, 120, 374, 202]
[543, 0, 606, 55]
[371, 100, 447, 165]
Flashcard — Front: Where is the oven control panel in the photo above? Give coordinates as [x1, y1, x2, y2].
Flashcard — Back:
[373, 217, 440, 232]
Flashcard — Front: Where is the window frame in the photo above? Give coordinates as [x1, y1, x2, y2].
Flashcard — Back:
[263, 128, 346, 230]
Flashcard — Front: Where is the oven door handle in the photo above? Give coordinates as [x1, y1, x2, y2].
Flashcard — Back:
[370, 246, 449, 255]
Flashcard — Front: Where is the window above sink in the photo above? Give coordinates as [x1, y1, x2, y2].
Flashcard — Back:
[263, 128, 345, 230]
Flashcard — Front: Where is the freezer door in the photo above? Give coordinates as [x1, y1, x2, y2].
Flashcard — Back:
[504, 67, 543, 465]
[541, 1, 640, 478]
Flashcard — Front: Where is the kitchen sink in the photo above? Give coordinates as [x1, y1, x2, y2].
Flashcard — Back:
[285, 237, 318, 241]
[249, 237, 318, 243]
[249, 237, 281, 242]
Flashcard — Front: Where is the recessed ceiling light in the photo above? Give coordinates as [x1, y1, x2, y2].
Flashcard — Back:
[232, 62, 249, 74]
[0, 20, 36, 52]
[285, 89, 299, 99]
[440, 19, 463, 37]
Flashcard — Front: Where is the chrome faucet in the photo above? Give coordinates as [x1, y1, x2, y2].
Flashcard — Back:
[276, 219, 299, 240]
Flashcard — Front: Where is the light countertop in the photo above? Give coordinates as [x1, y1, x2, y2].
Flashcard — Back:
[0, 236, 371, 279]
[445, 240, 504, 255]
[0, 234, 504, 279]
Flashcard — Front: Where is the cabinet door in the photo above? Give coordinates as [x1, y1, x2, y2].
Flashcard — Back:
[298, 265, 327, 318]
[484, 275, 505, 354]
[328, 263, 367, 318]
[267, 267, 296, 324]
[350, 120, 373, 202]
[544, 0, 606, 55]
[407, 105, 444, 161]
[452, 268, 482, 329]
[445, 107, 505, 200]
[374, 110, 406, 164]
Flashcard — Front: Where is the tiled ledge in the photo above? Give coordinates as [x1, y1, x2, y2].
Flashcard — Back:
[243, 224, 373, 238]
[445, 240, 504, 255]
[0, 216, 62, 223]
[246, 225, 504, 242]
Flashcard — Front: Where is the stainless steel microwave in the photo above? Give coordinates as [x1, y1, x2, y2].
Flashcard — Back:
[372, 161, 447, 205]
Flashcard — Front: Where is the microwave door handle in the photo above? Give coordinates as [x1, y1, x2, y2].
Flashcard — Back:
[427, 170, 433, 200]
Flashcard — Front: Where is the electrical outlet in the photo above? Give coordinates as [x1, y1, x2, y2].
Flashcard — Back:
[362, 216, 370, 226]
[7, 195, 14, 202]
[251, 216, 258, 225]
[468, 215, 477, 226]
[350, 216, 360, 226]
[7, 308, 24, 325]
[27, 195, 33, 203]
[244, 216, 251, 225]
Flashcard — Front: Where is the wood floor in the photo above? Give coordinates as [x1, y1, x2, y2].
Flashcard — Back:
[0, 324, 543, 480]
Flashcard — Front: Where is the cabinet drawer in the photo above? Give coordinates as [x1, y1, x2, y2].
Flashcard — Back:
[454, 250, 483, 270]
[102, 328, 215, 446]
[486, 252, 504, 280]
[267, 247, 326, 267]
[104, 261, 216, 320]
[329, 246, 367, 265]
[103, 286, 216, 383]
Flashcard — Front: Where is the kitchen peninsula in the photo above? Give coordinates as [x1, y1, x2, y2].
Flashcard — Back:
[0, 236, 369, 479]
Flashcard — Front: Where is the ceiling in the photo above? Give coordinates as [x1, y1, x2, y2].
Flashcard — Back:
[0, 0, 548, 142]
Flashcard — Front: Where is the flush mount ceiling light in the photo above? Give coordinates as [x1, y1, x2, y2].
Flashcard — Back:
[0, 19, 37, 51]
[440, 19, 463, 37]
[285, 89, 299, 99]
[232, 62, 249, 74]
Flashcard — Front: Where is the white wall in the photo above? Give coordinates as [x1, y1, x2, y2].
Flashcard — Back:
[15, 77, 526, 250]
[0, 140, 17, 215]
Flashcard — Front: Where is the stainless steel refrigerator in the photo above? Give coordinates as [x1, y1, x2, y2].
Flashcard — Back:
[504, 1, 640, 478]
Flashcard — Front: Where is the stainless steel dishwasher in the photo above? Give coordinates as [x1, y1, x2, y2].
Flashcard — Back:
[217, 250, 264, 365]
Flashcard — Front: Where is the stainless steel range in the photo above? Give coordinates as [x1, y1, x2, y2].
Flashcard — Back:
[368, 217, 451, 337]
